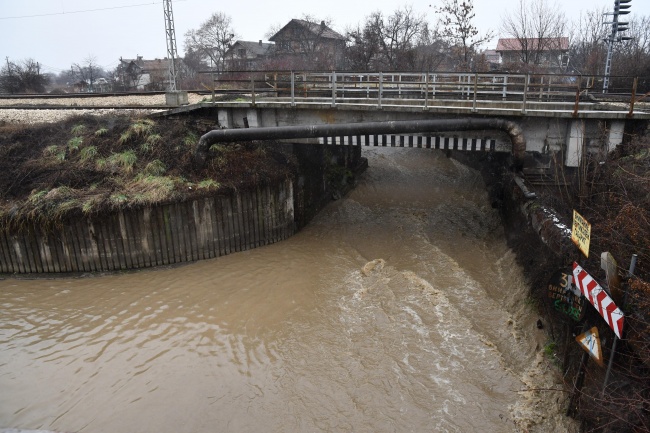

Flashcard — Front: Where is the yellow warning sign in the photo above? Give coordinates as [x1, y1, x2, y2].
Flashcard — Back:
[571, 210, 591, 258]
[576, 327, 604, 367]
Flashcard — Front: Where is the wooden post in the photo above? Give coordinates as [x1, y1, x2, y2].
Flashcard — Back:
[628, 77, 638, 118]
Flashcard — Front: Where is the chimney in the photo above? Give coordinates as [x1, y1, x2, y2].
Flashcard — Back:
[259, 40, 262, 46]
[321, 21, 326, 28]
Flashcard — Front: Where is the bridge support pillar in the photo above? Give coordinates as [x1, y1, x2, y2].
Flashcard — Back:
[607, 120, 625, 154]
[565, 119, 585, 168]
[246, 109, 260, 128]
[218, 109, 232, 129]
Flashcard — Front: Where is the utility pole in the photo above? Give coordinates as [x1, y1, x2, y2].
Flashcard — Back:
[163, 0, 179, 91]
[603, 0, 632, 93]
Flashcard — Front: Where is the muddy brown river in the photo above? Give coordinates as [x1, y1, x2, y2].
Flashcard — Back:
[0, 148, 577, 432]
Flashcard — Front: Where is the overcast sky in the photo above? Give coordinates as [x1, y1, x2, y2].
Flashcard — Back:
[1, 0, 647, 74]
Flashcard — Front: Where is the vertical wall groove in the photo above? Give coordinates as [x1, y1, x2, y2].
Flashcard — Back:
[1, 182, 296, 274]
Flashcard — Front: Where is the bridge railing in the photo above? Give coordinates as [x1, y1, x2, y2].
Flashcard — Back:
[207, 70, 643, 114]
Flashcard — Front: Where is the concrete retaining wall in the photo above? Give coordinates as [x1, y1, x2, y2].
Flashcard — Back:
[0, 181, 295, 274]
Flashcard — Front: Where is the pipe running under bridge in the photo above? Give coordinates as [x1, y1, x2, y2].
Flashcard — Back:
[195, 118, 526, 169]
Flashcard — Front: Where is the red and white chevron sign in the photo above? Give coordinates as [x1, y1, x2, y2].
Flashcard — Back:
[573, 262, 624, 339]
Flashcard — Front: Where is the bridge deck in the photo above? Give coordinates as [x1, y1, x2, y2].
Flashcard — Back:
[182, 70, 649, 120]
[164, 97, 649, 120]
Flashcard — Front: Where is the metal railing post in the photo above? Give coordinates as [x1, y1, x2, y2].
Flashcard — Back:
[331, 71, 337, 107]
[251, 75, 256, 105]
[398, 74, 402, 98]
[424, 73, 429, 110]
[573, 75, 582, 117]
[472, 72, 478, 112]
[522, 74, 529, 114]
[291, 71, 295, 107]
[378, 72, 383, 109]
[432, 74, 437, 98]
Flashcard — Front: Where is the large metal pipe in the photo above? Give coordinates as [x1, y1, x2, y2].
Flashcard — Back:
[195, 118, 526, 168]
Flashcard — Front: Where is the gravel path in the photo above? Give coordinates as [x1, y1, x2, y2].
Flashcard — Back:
[0, 93, 206, 124]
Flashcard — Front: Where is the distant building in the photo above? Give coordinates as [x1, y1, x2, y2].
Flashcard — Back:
[117, 56, 178, 90]
[268, 19, 346, 69]
[72, 77, 110, 93]
[482, 49, 501, 70]
[495, 37, 569, 71]
[224, 40, 274, 70]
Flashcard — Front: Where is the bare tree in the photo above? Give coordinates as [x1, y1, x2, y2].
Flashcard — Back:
[381, 6, 428, 70]
[346, 7, 429, 71]
[610, 15, 650, 92]
[568, 7, 609, 75]
[183, 12, 237, 71]
[0, 58, 49, 94]
[500, 0, 568, 69]
[434, 0, 494, 70]
[345, 15, 384, 71]
[265, 23, 283, 40]
[70, 55, 103, 92]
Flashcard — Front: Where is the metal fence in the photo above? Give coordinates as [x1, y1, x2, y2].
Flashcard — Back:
[203, 70, 647, 115]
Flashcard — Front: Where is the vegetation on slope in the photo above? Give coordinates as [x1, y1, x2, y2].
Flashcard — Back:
[0, 115, 294, 231]
[515, 131, 650, 433]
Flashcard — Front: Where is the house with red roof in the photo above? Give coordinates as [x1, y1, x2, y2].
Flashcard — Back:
[495, 37, 569, 71]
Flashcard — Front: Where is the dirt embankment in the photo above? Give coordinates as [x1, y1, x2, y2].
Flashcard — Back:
[0, 114, 294, 231]
[495, 134, 650, 433]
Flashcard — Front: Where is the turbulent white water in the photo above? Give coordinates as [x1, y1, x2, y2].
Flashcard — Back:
[0, 147, 577, 432]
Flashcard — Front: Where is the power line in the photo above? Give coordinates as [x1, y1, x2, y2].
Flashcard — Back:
[0, 1, 187, 20]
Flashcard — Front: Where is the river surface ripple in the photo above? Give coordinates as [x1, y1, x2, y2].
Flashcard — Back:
[0, 148, 577, 433]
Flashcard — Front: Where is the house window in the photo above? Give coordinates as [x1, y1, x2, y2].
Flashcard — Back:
[561, 54, 569, 67]
[238, 49, 246, 58]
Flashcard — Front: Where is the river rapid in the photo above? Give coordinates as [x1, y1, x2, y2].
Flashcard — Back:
[0, 147, 577, 432]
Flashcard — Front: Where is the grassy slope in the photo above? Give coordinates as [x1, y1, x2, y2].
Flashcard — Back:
[0, 114, 294, 230]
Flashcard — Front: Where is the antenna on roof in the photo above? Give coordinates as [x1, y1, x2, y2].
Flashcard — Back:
[163, 0, 179, 91]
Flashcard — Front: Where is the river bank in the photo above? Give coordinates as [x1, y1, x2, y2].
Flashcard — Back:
[466, 133, 650, 433]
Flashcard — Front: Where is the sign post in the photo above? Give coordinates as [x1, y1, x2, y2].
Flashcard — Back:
[602, 254, 637, 393]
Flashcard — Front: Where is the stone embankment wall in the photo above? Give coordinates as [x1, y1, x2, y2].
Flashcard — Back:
[1, 182, 295, 274]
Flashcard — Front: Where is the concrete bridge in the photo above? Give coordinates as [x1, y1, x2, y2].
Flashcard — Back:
[162, 71, 650, 173]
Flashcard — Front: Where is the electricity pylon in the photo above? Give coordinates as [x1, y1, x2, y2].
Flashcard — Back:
[163, 0, 179, 91]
